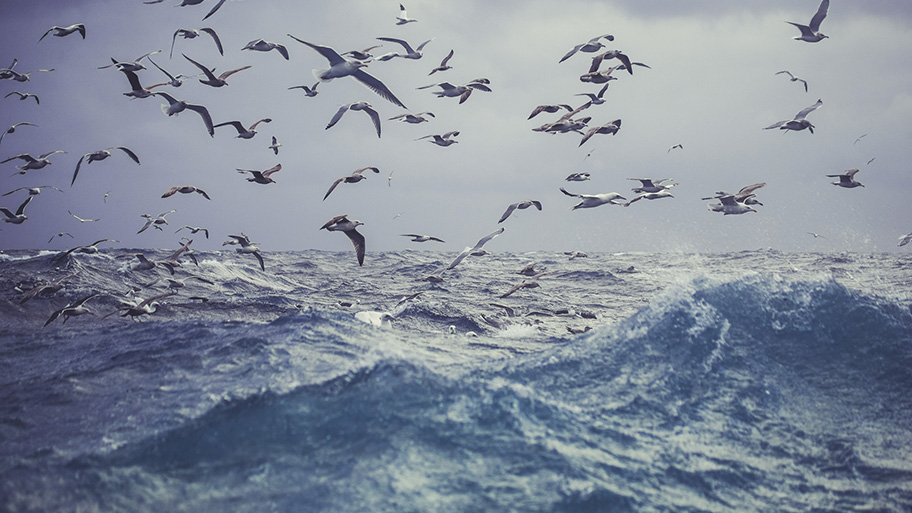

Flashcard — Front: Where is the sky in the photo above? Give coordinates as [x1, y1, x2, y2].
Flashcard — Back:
[1, 0, 911, 256]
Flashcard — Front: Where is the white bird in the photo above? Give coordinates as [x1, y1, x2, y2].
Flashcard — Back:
[152, 91, 215, 137]
[375, 36, 432, 61]
[68, 210, 99, 223]
[342, 45, 383, 61]
[575, 82, 611, 105]
[268, 136, 282, 155]
[827, 168, 864, 188]
[776, 70, 808, 92]
[98, 51, 161, 72]
[162, 184, 211, 200]
[60, 238, 116, 256]
[137, 210, 176, 233]
[3, 185, 60, 197]
[389, 112, 434, 124]
[242, 39, 289, 60]
[528, 104, 572, 120]
[4, 91, 40, 105]
[0, 122, 38, 146]
[38, 23, 86, 42]
[764, 99, 823, 133]
[498, 200, 542, 223]
[565, 172, 591, 182]
[176, 225, 209, 238]
[401, 234, 445, 243]
[898, 233, 912, 247]
[417, 80, 491, 104]
[707, 195, 757, 215]
[623, 190, 674, 207]
[701, 182, 766, 206]
[628, 178, 675, 194]
[0, 195, 33, 224]
[560, 187, 626, 209]
[214, 118, 271, 139]
[288, 35, 406, 109]
[559, 34, 615, 63]
[48, 232, 75, 244]
[428, 49, 454, 75]
[2, 150, 65, 173]
[225, 233, 265, 270]
[325, 102, 381, 138]
[115, 291, 178, 321]
[43, 293, 98, 327]
[118, 68, 166, 98]
[444, 227, 505, 271]
[323, 167, 381, 201]
[787, 0, 829, 42]
[396, 3, 417, 25]
[144, 0, 228, 22]
[579, 119, 621, 146]
[320, 215, 366, 266]
[238, 163, 282, 184]
[288, 82, 319, 97]
[182, 53, 251, 87]
[71, 146, 140, 186]
[171, 27, 223, 58]
[416, 131, 459, 146]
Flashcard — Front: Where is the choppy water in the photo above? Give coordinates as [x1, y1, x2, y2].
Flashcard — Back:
[1, 249, 911, 512]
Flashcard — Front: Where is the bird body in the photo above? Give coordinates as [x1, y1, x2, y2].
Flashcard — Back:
[498, 200, 542, 223]
[214, 118, 271, 139]
[416, 131, 459, 146]
[71, 147, 140, 186]
[323, 167, 380, 200]
[321, 215, 366, 266]
[39, 23, 86, 42]
[238, 163, 282, 184]
[560, 187, 625, 209]
[764, 99, 823, 133]
[827, 168, 864, 188]
[242, 39, 289, 60]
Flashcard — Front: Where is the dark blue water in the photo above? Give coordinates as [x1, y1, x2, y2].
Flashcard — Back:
[2, 250, 911, 512]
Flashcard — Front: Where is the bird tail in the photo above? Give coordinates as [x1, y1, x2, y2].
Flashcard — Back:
[313, 68, 333, 83]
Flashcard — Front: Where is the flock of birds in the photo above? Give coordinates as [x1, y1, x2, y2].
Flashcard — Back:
[1, 0, 910, 328]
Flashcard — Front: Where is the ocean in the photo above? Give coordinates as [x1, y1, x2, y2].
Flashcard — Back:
[1, 248, 911, 512]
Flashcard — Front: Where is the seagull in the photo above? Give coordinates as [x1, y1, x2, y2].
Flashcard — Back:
[171, 27, 223, 58]
[38, 23, 86, 42]
[71, 146, 140, 186]
[764, 99, 823, 133]
[444, 227, 505, 271]
[152, 91, 215, 137]
[417, 80, 491, 104]
[574, 82, 611, 105]
[560, 187, 626, 209]
[401, 234, 445, 243]
[137, 210, 176, 233]
[628, 178, 675, 193]
[176, 225, 209, 238]
[787, 0, 829, 42]
[528, 104, 572, 120]
[579, 119, 622, 146]
[323, 167, 381, 200]
[268, 136, 282, 155]
[854, 134, 867, 145]
[667, 144, 683, 153]
[623, 190, 674, 207]
[428, 49, 454, 75]
[498, 200, 542, 223]
[288, 35, 406, 109]
[68, 210, 99, 223]
[3, 185, 60, 197]
[0, 195, 33, 224]
[532, 102, 592, 133]
[242, 39, 289, 60]
[565, 172, 591, 182]
[375, 37, 432, 61]
[416, 131, 459, 146]
[389, 112, 434, 124]
[342, 45, 383, 61]
[827, 168, 864, 188]
[288, 82, 319, 97]
[807, 232, 825, 239]
[320, 215, 366, 266]
[214, 118, 271, 139]
[4, 91, 40, 105]
[147, 56, 193, 88]
[0, 122, 38, 146]
[898, 233, 912, 247]
[325, 102, 381, 138]
[3, 67, 54, 83]
[499, 272, 554, 299]
[2, 150, 65, 173]
[225, 233, 265, 270]
[559, 34, 616, 63]
[43, 293, 98, 327]
[701, 182, 766, 206]
[114, 291, 178, 321]
[118, 68, 166, 98]
[707, 195, 757, 215]
[19, 272, 75, 304]
[162, 185, 211, 200]
[588, 49, 634, 75]
[396, 3, 417, 24]
[59, 239, 116, 258]
[578, 68, 619, 85]
[144, 0, 228, 22]
[775, 70, 809, 92]
[98, 51, 162, 72]
[182, 53, 251, 87]
[238, 163, 282, 184]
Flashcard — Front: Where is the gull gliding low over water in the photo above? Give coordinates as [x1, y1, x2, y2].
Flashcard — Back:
[498, 200, 543, 223]
[401, 234, 445, 243]
[444, 227, 505, 271]
[320, 215, 366, 266]
[560, 187, 626, 209]
[225, 233, 265, 270]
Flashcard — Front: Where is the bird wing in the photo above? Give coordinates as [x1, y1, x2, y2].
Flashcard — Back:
[362, 106, 381, 137]
[472, 227, 505, 251]
[559, 43, 585, 63]
[289, 36, 346, 66]
[200, 27, 224, 55]
[71, 155, 86, 186]
[114, 146, 140, 164]
[776, 70, 794, 79]
[376, 36, 414, 54]
[202, 0, 228, 20]
[844, 168, 860, 178]
[352, 68, 407, 109]
[326, 104, 350, 130]
[787, 21, 816, 38]
[445, 247, 472, 270]
[15, 195, 33, 215]
[251, 251, 265, 271]
[320, 215, 348, 230]
[161, 186, 179, 198]
[214, 120, 245, 133]
[137, 218, 154, 233]
[736, 182, 766, 196]
[185, 103, 215, 136]
[218, 65, 252, 81]
[262, 163, 282, 177]
[560, 187, 580, 198]
[763, 120, 787, 130]
[355, 166, 381, 175]
[181, 53, 219, 81]
[249, 118, 271, 130]
[498, 203, 518, 223]
[345, 230, 366, 266]
[809, 0, 829, 32]
[718, 195, 739, 206]
[323, 178, 345, 201]
[794, 99, 823, 120]
[440, 49, 454, 66]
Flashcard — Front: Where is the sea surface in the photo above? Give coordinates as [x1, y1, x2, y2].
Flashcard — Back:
[1, 248, 911, 512]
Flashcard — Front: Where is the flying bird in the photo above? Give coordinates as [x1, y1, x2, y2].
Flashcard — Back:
[325, 102, 381, 138]
[152, 91, 215, 137]
[342, 45, 383, 61]
[827, 168, 864, 188]
[3, 185, 60, 197]
[38, 23, 86, 42]
[288, 35, 406, 109]
[171, 27, 223, 58]
[43, 293, 98, 327]
[320, 215, 366, 266]
[161, 185, 211, 200]
[238, 163, 282, 184]
[137, 210, 177, 233]
[787, 0, 829, 42]
[623, 190, 674, 207]
[242, 39, 289, 60]
[68, 210, 99, 223]
[707, 195, 757, 215]
[401, 234, 445, 243]
[579, 119, 622, 146]
[144, 0, 228, 22]
[268, 136, 282, 155]
[396, 3, 417, 24]
[323, 167, 381, 200]
[428, 49, 454, 75]
[560, 187, 626, 209]
[98, 51, 161, 72]
[444, 227, 505, 271]
[417, 79, 491, 104]
[764, 99, 823, 133]
[4, 91, 40, 105]
[0, 195, 33, 224]
[575, 82, 611, 105]
[389, 112, 434, 124]
[898, 233, 912, 247]
[176, 225, 209, 238]
[559, 34, 616, 63]
[0, 122, 38, 146]
[375, 36, 432, 61]
[2, 150, 65, 173]
[629, 178, 675, 194]
[47, 232, 73, 244]
[565, 172, 591, 182]
[118, 68, 166, 98]
[498, 200, 542, 223]
[775, 70, 808, 92]
[416, 131, 459, 146]
[701, 182, 766, 206]
[288, 82, 319, 97]
[528, 104, 572, 120]
[214, 118, 271, 139]
[667, 144, 683, 153]
[71, 146, 140, 186]
[182, 53, 251, 87]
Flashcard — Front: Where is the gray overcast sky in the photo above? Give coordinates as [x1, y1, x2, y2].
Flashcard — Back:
[1, 0, 910, 255]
